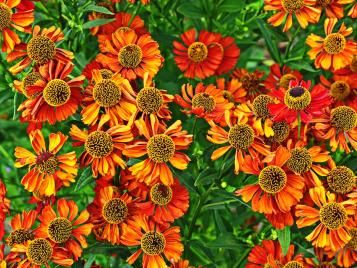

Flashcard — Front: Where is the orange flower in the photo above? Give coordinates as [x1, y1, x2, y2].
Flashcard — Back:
[264, 0, 320, 32]
[137, 179, 189, 226]
[7, 25, 74, 74]
[295, 186, 356, 251]
[10, 238, 74, 267]
[348, 1, 357, 17]
[121, 215, 183, 268]
[0, 179, 10, 241]
[231, 68, 266, 101]
[207, 112, 271, 174]
[119, 170, 149, 200]
[14, 130, 78, 196]
[87, 186, 140, 245]
[0, 0, 34, 52]
[173, 29, 223, 79]
[264, 63, 302, 91]
[312, 106, 357, 153]
[336, 218, 357, 267]
[123, 117, 192, 185]
[315, 0, 354, 19]
[6, 210, 37, 247]
[306, 18, 357, 71]
[13, 71, 43, 99]
[214, 34, 240, 75]
[70, 117, 133, 177]
[34, 199, 92, 260]
[96, 28, 163, 80]
[17, 61, 84, 125]
[215, 78, 246, 104]
[81, 69, 137, 126]
[175, 82, 233, 124]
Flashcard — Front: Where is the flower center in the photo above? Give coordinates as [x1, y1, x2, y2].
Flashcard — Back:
[7, 228, 35, 247]
[324, 33, 346, 54]
[0, 3, 12, 31]
[85, 131, 113, 158]
[141, 231, 166, 256]
[330, 80, 350, 101]
[281, 0, 304, 13]
[147, 134, 175, 163]
[118, 44, 142, 68]
[192, 93, 216, 113]
[102, 198, 128, 224]
[347, 228, 357, 250]
[117, 26, 131, 33]
[93, 79, 122, 107]
[91, 69, 113, 85]
[252, 95, 274, 119]
[284, 86, 311, 110]
[271, 121, 290, 143]
[22, 72, 42, 98]
[259, 166, 287, 194]
[279, 74, 296, 89]
[320, 202, 347, 230]
[286, 148, 312, 174]
[222, 91, 234, 103]
[136, 87, 163, 114]
[26, 238, 53, 265]
[228, 124, 255, 150]
[187, 42, 208, 63]
[241, 73, 261, 93]
[331, 106, 357, 132]
[283, 261, 304, 268]
[47, 217, 72, 243]
[27, 36, 56, 65]
[43, 79, 71, 107]
[327, 166, 355, 194]
[36, 152, 58, 175]
[150, 183, 173, 206]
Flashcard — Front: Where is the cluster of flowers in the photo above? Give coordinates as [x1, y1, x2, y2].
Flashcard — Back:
[0, 0, 355, 267]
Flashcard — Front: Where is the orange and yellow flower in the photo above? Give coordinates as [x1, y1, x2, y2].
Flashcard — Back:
[296, 186, 356, 251]
[264, 0, 321, 32]
[264, 63, 302, 91]
[306, 18, 357, 71]
[87, 186, 140, 245]
[97, 28, 163, 80]
[231, 68, 266, 101]
[14, 130, 78, 196]
[81, 69, 137, 126]
[34, 199, 92, 260]
[6, 210, 37, 247]
[121, 215, 183, 268]
[17, 61, 84, 125]
[315, 0, 354, 19]
[348, 1, 357, 17]
[214, 34, 240, 75]
[7, 25, 74, 74]
[123, 117, 192, 185]
[0, 0, 34, 52]
[215, 78, 246, 105]
[335, 217, 357, 267]
[70, 117, 133, 177]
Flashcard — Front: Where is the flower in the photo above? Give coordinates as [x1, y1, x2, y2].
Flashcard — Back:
[236, 146, 304, 220]
[87, 186, 140, 245]
[207, 112, 270, 174]
[214, 34, 240, 75]
[175, 82, 233, 124]
[0, 179, 10, 241]
[137, 179, 189, 226]
[6, 210, 37, 247]
[326, 165, 356, 195]
[215, 78, 246, 104]
[34, 199, 92, 260]
[0, 0, 34, 52]
[81, 69, 137, 126]
[97, 28, 163, 80]
[17, 61, 84, 125]
[268, 80, 332, 123]
[264, 0, 320, 32]
[348, 1, 357, 17]
[264, 64, 302, 91]
[315, 0, 355, 19]
[14, 130, 78, 196]
[13, 71, 43, 99]
[306, 18, 357, 71]
[336, 221, 357, 267]
[7, 25, 74, 74]
[173, 28, 223, 79]
[231, 68, 266, 101]
[121, 215, 183, 268]
[70, 117, 133, 177]
[123, 117, 192, 185]
[312, 106, 357, 153]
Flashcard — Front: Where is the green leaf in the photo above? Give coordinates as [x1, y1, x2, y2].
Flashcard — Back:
[205, 233, 243, 249]
[218, 0, 242, 13]
[82, 18, 115, 29]
[194, 167, 217, 186]
[288, 62, 320, 73]
[84, 255, 95, 268]
[74, 167, 93, 191]
[177, 3, 205, 19]
[83, 4, 114, 15]
[277, 226, 291, 255]
[257, 19, 281, 64]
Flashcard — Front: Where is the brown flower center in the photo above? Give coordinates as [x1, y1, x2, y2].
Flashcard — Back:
[287, 147, 312, 174]
[137, 87, 163, 114]
[347, 228, 357, 250]
[284, 86, 311, 110]
[327, 166, 355, 194]
[150, 183, 173, 206]
[330, 80, 351, 101]
[331, 106, 357, 132]
[192, 93, 216, 113]
[259, 166, 287, 194]
[316, 0, 331, 7]
[271, 121, 290, 143]
[102, 198, 128, 224]
[47, 217, 72, 243]
[228, 124, 255, 150]
[320, 202, 347, 230]
[252, 95, 274, 119]
[22, 72, 42, 98]
[324, 33, 346, 54]
[7, 228, 34, 247]
[141, 231, 166, 255]
[36, 152, 58, 175]
[85, 131, 113, 158]
[279, 74, 296, 89]
[43, 79, 71, 107]
[118, 44, 142, 68]
[27, 36, 56, 65]
[0, 3, 12, 31]
[188, 42, 208, 62]
[281, 0, 304, 13]
[241, 73, 261, 93]
[147, 134, 175, 163]
[93, 79, 122, 107]
[283, 261, 304, 268]
[26, 238, 53, 265]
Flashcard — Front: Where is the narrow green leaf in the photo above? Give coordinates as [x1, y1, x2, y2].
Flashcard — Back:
[177, 3, 205, 19]
[82, 18, 115, 29]
[83, 4, 114, 15]
[194, 167, 217, 186]
[257, 19, 281, 64]
[277, 226, 291, 255]
[74, 167, 93, 191]
[218, 0, 242, 13]
[205, 233, 243, 249]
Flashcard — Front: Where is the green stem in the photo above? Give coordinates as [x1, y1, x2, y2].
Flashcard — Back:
[191, 117, 198, 136]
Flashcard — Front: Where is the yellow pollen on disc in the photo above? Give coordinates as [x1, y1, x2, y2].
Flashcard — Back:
[36, 152, 58, 175]
[228, 124, 255, 150]
[102, 198, 128, 224]
[271, 121, 290, 143]
[192, 92, 216, 113]
[141, 231, 166, 255]
[252, 95, 274, 119]
[27, 36, 56, 65]
[258, 165, 287, 194]
[324, 33, 346, 55]
[7, 229, 34, 247]
[47, 217, 72, 243]
[279, 74, 296, 89]
[284, 86, 311, 110]
[319, 202, 348, 230]
[347, 228, 357, 250]
[286, 147, 312, 174]
[93, 79, 122, 107]
[85, 131, 114, 158]
[327, 166, 355, 194]
[330, 80, 350, 101]
[118, 44, 143, 68]
[281, 0, 304, 13]
[147, 134, 175, 163]
[43, 79, 71, 107]
[22, 72, 42, 98]
[283, 261, 304, 268]
[0, 3, 12, 31]
[136, 87, 163, 114]
[188, 42, 208, 63]
[150, 183, 173, 206]
[331, 106, 357, 132]
[26, 238, 53, 266]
